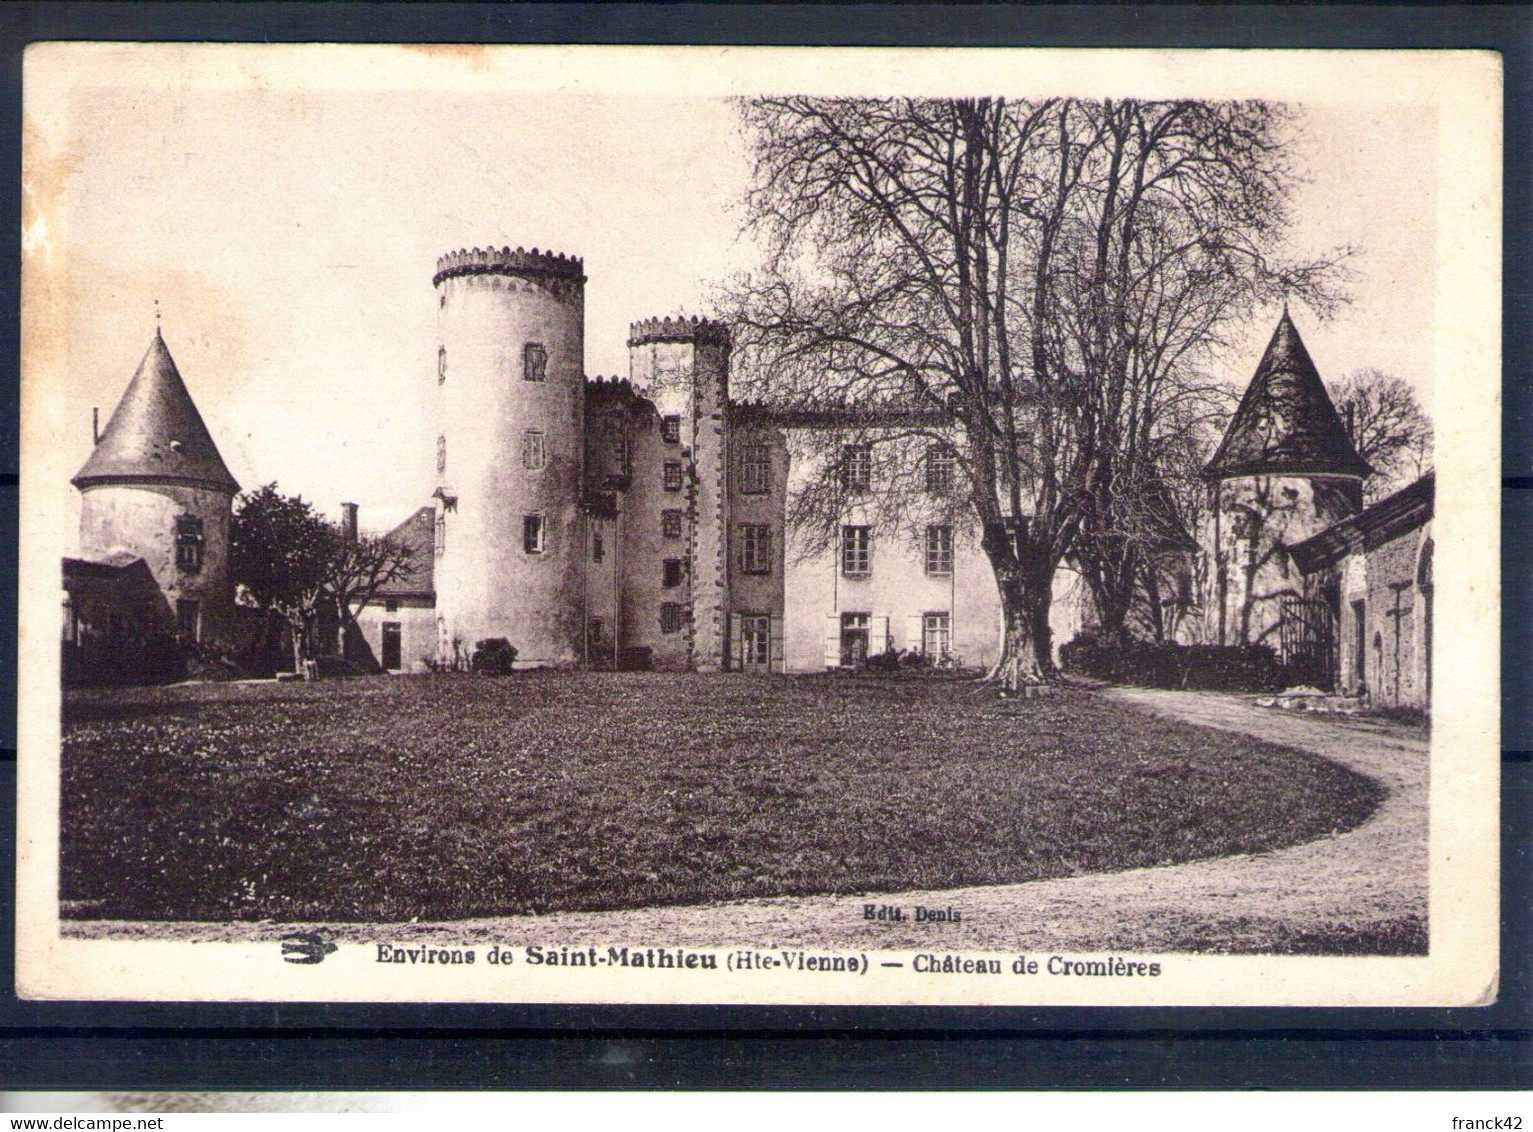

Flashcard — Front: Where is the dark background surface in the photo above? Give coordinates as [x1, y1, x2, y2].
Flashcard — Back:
[0, 1, 1527, 1092]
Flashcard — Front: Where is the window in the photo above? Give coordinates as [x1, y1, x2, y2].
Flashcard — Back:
[663, 558, 686, 588]
[437, 345, 447, 384]
[664, 461, 684, 491]
[925, 524, 953, 576]
[523, 514, 545, 555]
[384, 599, 399, 613]
[739, 524, 772, 574]
[840, 444, 871, 492]
[591, 529, 604, 563]
[661, 415, 681, 444]
[589, 617, 604, 645]
[436, 435, 447, 474]
[841, 525, 871, 577]
[522, 429, 546, 470]
[662, 509, 684, 539]
[176, 599, 201, 642]
[610, 412, 629, 473]
[922, 612, 951, 659]
[175, 516, 204, 572]
[435, 514, 446, 557]
[523, 342, 548, 382]
[926, 446, 955, 492]
[740, 443, 771, 495]
[661, 602, 683, 634]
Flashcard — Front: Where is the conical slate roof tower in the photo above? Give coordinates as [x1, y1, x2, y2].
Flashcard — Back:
[1203, 310, 1371, 482]
[73, 328, 239, 494]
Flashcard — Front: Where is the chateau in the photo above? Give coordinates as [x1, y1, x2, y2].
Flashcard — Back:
[63, 246, 1435, 708]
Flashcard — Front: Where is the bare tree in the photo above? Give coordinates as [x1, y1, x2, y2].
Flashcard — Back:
[1328, 368, 1433, 502]
[327, 530, 419, 642]
[729, 96, 1340, 687]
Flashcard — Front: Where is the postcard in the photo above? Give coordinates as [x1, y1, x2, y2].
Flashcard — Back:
[17, 43, 1500, 1005]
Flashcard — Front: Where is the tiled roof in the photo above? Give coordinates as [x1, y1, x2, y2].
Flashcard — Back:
[72, 330, 239, 494]
[1203, 311, 1372, 481]
[372, 506, 436, 598]
[1288, 472, 1434, 573]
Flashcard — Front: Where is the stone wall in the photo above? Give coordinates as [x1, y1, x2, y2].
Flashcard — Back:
[77, 481, 234, 646]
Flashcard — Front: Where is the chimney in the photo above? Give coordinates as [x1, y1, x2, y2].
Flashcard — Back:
[341, 502, 359, 544]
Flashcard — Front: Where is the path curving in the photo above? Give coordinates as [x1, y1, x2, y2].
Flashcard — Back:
[67, 688, 1428, 954]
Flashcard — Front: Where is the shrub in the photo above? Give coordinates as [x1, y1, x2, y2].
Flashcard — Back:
[471, 637, 519, 675]
[863, 648, 905, 672]
[1060, 631, 1286, 693]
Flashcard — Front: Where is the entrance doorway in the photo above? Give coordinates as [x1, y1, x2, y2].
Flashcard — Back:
[381, 622, 402, 671]
[176, 599, 201, 643]
[1351, 599, 1366, 689]
[840, 612, 870, 668]
[741, 615, 771, 672]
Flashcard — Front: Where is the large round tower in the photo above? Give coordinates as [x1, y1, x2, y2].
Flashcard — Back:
[433, 246, 587, 667]
[71, 328, 240, 649]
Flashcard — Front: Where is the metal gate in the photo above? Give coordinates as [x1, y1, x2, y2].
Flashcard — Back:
[1279, 598, 1337, 690]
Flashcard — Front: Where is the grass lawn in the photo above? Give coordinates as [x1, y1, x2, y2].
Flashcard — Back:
[61, 672, 1384, 923]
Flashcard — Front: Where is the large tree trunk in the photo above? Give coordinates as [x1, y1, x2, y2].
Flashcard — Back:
[288, 612, 308, 677]
[984, 535, 1059, 694]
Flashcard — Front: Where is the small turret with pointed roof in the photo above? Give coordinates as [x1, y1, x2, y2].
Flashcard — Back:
[71, 324, 239, 653]
[1203, 309, 1371, 482]
[73, 328, 239, 494]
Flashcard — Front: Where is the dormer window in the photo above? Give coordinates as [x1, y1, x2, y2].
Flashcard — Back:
[175, 515, 205, 572]
[925, 446, 955, 493]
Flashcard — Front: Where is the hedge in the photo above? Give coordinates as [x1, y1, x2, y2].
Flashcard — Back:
[1060, 632, 1288, 693]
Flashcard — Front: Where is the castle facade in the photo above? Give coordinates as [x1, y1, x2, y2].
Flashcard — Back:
[64, 247, 1433, 708]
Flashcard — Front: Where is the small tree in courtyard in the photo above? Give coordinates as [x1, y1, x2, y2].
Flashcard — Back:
[328, 530, 419, 648]
[231, 484, 335, 673]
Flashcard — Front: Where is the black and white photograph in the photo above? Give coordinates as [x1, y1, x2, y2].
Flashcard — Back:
[16, 44, 1500, 1006]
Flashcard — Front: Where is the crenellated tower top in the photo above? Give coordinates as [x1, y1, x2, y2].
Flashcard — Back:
[627, 315, 731, 350]
[433, 246, 586, 288]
